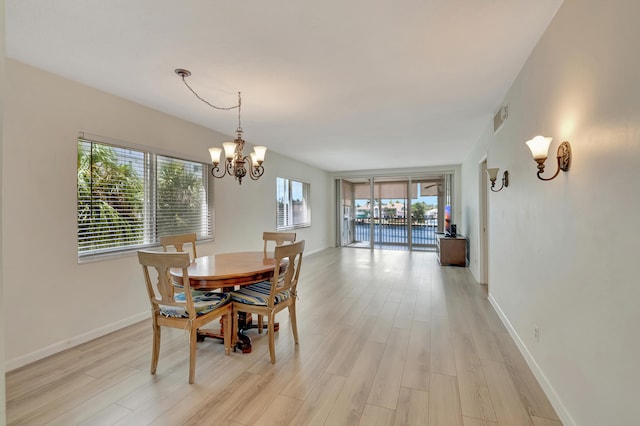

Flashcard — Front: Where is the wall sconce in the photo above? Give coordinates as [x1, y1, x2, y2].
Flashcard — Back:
[525, 136, 571, 181]
[486, 168, 509, 192]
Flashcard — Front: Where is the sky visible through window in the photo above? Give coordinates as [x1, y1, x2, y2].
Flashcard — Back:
[292, 183, 303, 201]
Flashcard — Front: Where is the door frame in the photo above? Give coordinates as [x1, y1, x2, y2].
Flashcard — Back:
[479, 157, 489, 286]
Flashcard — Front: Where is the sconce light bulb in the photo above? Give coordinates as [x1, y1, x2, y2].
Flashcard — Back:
[525, 136, 553, 160]
[486, 168, 500, 181]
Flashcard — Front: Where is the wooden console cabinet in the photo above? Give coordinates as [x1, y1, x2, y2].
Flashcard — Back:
[436, 234, 468, 266]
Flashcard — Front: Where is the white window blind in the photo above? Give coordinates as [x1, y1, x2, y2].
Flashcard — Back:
[276, 177, 290, 229]
[155, 155, 210, 238]
[77, 138, 213, 259]
[276, 177, 311, 230]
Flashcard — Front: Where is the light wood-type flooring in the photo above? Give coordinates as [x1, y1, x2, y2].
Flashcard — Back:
[6, 248, 562, 425]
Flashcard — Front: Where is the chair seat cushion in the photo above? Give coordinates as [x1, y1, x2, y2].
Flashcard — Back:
[160, 291, 230, 318]
[230, 281, 291, 306]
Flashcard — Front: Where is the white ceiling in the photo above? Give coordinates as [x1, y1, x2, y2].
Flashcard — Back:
[6, 0, 563, 172]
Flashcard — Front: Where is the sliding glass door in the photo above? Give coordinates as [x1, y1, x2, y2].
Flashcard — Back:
[336, 173, 452, 251]
[338, 178, 372, 248]
[409, 178, 437, 250]
[371, 178, 409, 248]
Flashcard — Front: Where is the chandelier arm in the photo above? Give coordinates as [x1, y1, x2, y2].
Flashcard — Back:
[249, 165, 265, 180]
[210, 162, 231, 179]
[238, 155, 263, 181]
[249, 167, 265, 180]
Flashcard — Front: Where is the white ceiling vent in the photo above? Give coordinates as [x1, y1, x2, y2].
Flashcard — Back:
[493, 105, 509, 133]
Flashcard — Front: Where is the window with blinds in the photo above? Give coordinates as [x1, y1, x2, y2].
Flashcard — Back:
[276, 177, 311, 230]
[77, 138, 213, 259]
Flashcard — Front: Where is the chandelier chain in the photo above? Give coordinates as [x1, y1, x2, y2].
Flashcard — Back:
[236, 93, 242, 133]
[178, 74, 240, 112]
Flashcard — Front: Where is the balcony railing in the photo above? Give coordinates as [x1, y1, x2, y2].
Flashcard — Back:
[353, 218, 438, 247]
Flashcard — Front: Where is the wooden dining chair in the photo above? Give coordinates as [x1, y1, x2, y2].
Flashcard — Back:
[137, 250, 232, 384]
[262, 231, 296, 257]
[160, 233, 198, 261]
[231, 240, 305, 364]
[256, 231, 297, 332]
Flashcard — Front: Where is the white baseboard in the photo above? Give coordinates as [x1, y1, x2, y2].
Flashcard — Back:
[5, 311, 150, 372]
[305, 247, 327, 257]
[487, 293, 575, 426]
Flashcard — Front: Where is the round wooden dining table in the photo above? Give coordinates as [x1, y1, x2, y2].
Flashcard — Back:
[170, 251, 283, 290]
[169, 251, 286, 351]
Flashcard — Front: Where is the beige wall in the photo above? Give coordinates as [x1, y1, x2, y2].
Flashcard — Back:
[461, 1, 640, 424]
[3, 60, 333, 369]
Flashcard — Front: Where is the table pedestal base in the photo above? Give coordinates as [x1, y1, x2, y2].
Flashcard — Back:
[196, 313, 278, 353]
[239, 313, 280, 333]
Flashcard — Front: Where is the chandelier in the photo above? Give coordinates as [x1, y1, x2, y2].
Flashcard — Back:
[175, 68, 266, 185]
